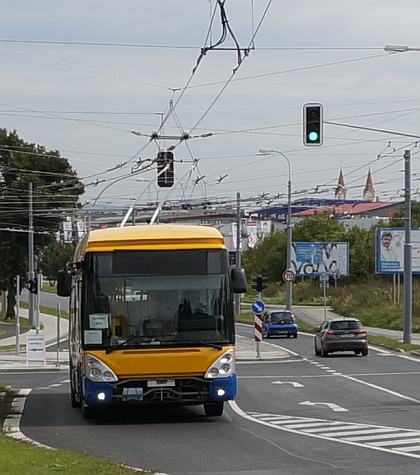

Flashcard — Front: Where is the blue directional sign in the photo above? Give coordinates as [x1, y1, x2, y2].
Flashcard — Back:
[251, 300, 265, 314]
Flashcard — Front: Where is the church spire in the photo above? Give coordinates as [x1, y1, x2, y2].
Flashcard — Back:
[335, 168, 347, 200]
[363, 168, 375, 201]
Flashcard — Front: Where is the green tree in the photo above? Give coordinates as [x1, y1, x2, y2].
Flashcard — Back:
[389, 201, 420, 227]
[345, 225, 376, 281]
[0, 128, 84, 317]
[292, 213, 347, 242]
[242, 214, 380, 287]
[242, 231, 286, 282]
[38, 241, 76, 284]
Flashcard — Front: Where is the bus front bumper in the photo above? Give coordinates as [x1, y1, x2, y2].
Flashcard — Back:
[82, 374, 237, 407]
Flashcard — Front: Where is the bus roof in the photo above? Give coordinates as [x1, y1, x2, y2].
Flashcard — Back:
[75, 224, 227, 256]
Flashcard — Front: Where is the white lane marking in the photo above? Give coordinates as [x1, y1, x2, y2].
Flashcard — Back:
[339, 373, 420, 404]
[229, 402, 420, 459]
[299, 400, 348, 412]
[272, 381, 304, 387]
[343, 432, 419, 442]
[3, 389, 55, 449]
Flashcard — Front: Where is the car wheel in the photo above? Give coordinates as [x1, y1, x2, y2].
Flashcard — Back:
[265, 332, 270, 339]
[321, 347, 329, 357]
[314, 343, 321, 356]
[293, 333, 298, 339]
[362, 348, 368, 356]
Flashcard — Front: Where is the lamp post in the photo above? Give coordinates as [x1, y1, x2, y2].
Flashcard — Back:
[259, 148, 293, 311]
[383, 44, 415, 344]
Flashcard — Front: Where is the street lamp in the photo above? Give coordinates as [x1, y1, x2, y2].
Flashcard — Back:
[382, 43, 414, 343]
[384, 45, 420, 53]
[259, 148, 293, 311]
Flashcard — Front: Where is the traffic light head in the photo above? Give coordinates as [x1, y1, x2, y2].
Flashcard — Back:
[260, 276, 268, 290]
[28, 278, 38, 294]
[303, 103, 323, 146]
[157, 151, 174, 187]
[251, 275, 268, 293]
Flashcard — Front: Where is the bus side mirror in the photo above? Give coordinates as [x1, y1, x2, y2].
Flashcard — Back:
[57, 270, 71, 297]
[231, 267, 247, 294]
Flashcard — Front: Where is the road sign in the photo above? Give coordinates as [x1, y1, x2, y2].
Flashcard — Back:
[26, 334, 46, 363]
[282, 269, 296, 283]
[251, 300, 265, 314]
[319, 274, 329, 282]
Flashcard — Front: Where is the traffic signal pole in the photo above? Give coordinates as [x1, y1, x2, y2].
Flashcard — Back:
[28, 182, 35, 326]
[286, 176, 292, 311]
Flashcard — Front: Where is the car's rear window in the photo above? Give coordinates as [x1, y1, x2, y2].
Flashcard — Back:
[271, 313, 293, 324]
[330, 320, 361, 331]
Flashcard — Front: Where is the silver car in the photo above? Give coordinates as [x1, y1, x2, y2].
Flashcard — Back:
[314, 317, 368, 357]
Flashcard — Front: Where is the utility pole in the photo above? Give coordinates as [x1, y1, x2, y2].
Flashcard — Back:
[403, 150, 412, 344]
[28, 182, 35, 326]
[235, 192, 241, 316]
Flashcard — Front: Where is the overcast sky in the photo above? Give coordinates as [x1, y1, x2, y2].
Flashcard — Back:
[1, 0, 420, 211]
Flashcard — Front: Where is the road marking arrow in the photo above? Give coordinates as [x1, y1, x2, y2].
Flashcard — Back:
[299, 400, 348, 412]
[272, 381, 304, 388]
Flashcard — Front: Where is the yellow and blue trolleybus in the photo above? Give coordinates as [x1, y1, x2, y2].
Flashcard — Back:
[57, 224, 246, 418]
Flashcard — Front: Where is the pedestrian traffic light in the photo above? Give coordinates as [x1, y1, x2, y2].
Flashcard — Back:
[157, 151, 174, 188]
[28, 278, 37, 294]
[251, 275, 268, 292]
[303, 103, 323, 146]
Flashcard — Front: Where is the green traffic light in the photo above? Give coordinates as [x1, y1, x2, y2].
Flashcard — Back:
[308, 131, 319, 142]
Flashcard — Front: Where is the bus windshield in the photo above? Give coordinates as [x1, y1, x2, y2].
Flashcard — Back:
[81, 249, 234, 349]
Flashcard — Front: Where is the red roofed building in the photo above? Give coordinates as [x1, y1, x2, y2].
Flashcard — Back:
[293, 201, 399, 218]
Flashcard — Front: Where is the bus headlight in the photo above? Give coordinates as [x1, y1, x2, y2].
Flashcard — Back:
[205, 349, 235, 379]
[83, 354, 118, 383]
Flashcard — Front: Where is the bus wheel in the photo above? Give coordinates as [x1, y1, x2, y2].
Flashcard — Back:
[204, 402, 224, 417]
[70, 384, 81, 408]
[81, 403, 95, 420]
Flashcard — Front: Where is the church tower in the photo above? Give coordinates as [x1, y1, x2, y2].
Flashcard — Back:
[363, 168, 375, 202]
[335, 168, 347, 200]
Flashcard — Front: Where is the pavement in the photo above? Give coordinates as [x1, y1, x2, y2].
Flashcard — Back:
[1, 305, 419, 371]
[0, 307, 69, 372]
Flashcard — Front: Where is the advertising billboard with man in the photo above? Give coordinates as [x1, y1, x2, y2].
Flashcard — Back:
[376, 227, 420, 274]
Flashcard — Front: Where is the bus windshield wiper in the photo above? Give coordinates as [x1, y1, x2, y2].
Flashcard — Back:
[182, 340, 224, 350]
[106, 335, 139, 354]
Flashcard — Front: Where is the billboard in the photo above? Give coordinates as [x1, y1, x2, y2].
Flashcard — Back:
[376, 227, 420, 274]
[291, 242, 349, 277]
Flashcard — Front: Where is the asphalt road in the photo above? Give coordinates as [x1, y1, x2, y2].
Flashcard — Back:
[18, 289, 69, 311]
[3, 327, 419, 475]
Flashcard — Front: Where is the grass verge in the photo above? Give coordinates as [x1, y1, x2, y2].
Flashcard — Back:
[0, 386, 153, 474]
[0, 433, 151, 474]
[16, 301, 69, 319]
